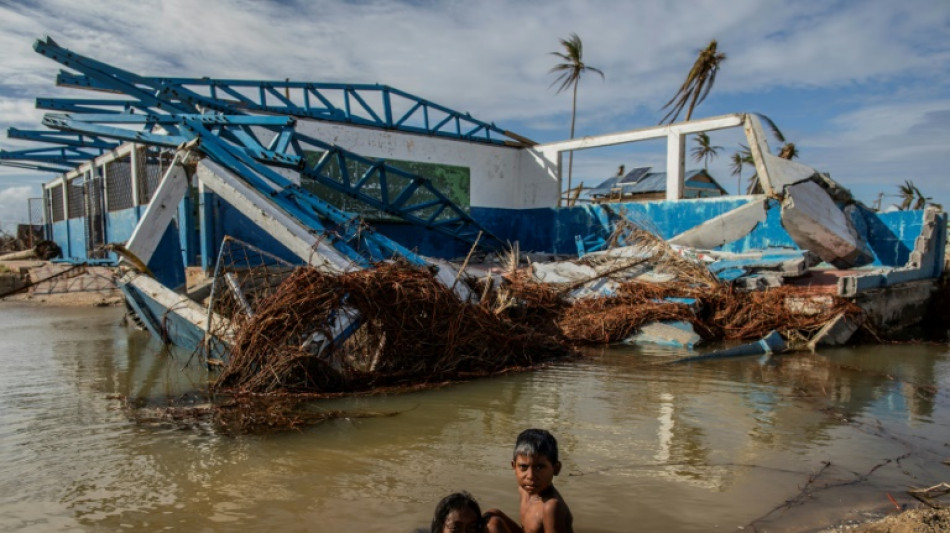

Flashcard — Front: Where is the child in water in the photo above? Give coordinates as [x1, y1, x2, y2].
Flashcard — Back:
[484, 429, 573, 533]
[430, 491, 483, 533]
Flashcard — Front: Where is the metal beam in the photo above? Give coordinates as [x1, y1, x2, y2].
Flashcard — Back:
[41, 37, 531, 146]
[534, 114, 747, 202]
[7, 128, 120, 150]
[195, 159, 357, 272]
[535, 114, 746, 153]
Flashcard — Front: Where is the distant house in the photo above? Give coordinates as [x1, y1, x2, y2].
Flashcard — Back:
[586, 166, 728, 203]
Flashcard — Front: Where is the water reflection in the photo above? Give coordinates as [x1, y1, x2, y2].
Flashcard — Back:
[0, 304, 947, 532]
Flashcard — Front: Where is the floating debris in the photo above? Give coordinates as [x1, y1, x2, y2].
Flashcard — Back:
[121, 393, 403, 435]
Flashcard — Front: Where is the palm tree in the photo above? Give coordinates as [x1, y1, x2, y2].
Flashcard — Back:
[777, 142, 799, 160]
[691, 132, 722, 170]
[661, 39, 726, 124]
[898, 180, 916, 210]
[895, 180, 942, 211]
[730, 152, 745, 195]
[729, 116, 792, 194]
[731, 145, 758, 193]
[549, 33, 605, 204]
[755, 113, 785, 140]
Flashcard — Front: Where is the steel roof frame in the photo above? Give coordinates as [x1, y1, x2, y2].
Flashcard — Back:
[41, 38, 530, 147]
[30, 37, 503, 252]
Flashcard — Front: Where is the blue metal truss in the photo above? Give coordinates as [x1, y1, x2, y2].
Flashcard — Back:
[0, 144, 104, 171]
[42, 39, 533, 147]
[0, 159, 70, 173]
[31, 37, 504, 251]
[41, 111, 502, 248]
[7, 127, 120, 150]
[42, 111, 431, 267]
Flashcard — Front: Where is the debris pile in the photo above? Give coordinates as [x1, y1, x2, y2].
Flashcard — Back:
[214, 262, 572, 394]
[210, 253, 861, 394]
[508, 277, 862, 346]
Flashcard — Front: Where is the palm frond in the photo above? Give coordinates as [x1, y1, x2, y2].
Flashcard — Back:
[753, 113, 786, 144]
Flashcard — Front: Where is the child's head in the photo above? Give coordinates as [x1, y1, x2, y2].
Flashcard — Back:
[430, 491, 482, 533]
[512, 428, 559, 464]
[511, 429, 562, 496]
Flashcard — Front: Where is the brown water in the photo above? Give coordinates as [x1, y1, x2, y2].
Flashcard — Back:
[0, 303, 948, 532]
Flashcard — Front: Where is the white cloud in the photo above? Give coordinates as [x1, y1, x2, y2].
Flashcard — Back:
[0, 0, 947, 207]
[5, 0, 945, 125]
[800, 99, 950, 207]
[0, 185, 40, 234]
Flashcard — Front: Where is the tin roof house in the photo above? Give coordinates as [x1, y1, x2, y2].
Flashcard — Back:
[587, 166, 728, 203]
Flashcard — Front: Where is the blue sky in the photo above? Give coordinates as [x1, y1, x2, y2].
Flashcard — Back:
[0, 0, 948, 229]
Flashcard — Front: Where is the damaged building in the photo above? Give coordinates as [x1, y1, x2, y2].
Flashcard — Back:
[0, 37, 946, 394]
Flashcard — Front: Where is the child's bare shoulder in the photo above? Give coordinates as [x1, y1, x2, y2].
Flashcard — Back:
[541, 491, 572, 532]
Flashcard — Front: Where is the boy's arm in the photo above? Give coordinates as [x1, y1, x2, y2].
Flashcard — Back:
[483, 508, 523, 533]
[541, 499, 572, 533]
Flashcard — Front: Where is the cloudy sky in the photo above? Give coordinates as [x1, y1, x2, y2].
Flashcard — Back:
[0, 0, 948, 229]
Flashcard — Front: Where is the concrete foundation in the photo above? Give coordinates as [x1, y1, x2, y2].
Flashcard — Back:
[854, 279, 936, 336]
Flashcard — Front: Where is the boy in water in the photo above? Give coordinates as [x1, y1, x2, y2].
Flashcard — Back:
[484, 429, 573, 533]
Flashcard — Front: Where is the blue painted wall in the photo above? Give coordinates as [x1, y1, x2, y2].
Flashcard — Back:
[66, 218, 86, 261]
[49, 193, 942, 279]
[106, 208, 141, 244]
[51, 221, 69, 258]
[472, 198, 930, 268]
[147, 222, 186, 289]
[855, 208, 920, 266]
[201, 192, 303, 269]
[473, 197, 765, 255]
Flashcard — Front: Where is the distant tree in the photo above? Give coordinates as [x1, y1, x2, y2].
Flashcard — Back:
[898, 180, 917, 210]
[730, 151, 745, 195]
[661, 39, 726, 124]
[549, 32, 605, 203]
[691, 132, 723, 170]
[777, 142, 799, 160]
[736, 144, 762, 194]
[730, 116, 796, 194]
[895, 180, 942, 211]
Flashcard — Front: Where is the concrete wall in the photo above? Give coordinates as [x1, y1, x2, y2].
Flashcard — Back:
[852, 207, 921, 266]
[293, 120, 556, 209]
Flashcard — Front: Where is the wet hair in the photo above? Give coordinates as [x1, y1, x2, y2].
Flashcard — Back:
[512, 428, 559, 464]
[430, 491, 482, 533]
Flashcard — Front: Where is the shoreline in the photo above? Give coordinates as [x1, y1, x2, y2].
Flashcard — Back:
[821, 506, 950, 532]
[0, 259, 123, 307]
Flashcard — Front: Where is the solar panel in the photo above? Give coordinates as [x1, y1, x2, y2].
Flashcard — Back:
[619, 166, 651, 183]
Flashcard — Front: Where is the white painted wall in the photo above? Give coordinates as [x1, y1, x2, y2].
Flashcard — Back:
[292, 119, 557, 209]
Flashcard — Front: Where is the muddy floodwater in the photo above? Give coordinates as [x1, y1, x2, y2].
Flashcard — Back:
[1, 303, 948, 532]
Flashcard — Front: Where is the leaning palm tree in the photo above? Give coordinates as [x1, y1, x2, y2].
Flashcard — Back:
[754, 113, 787, 145]
[550, 33, 605, 202]
[691, 132, 722, 169]
[661, 39, 726, 124]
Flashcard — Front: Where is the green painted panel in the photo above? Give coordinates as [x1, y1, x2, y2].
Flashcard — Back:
[301, 151, 470, 222]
